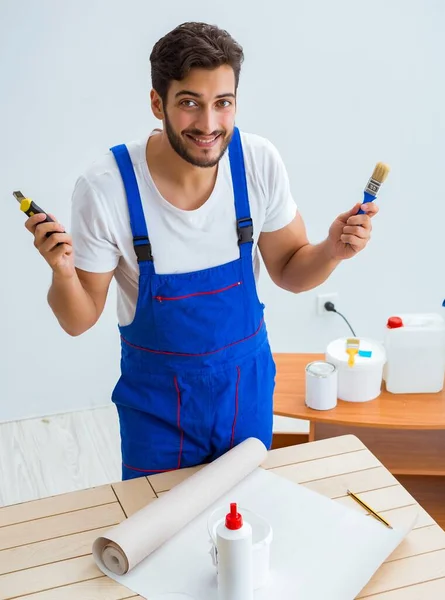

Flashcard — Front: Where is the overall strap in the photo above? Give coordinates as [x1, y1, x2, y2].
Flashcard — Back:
[110, 144, 153, 263]
[228, 127, 253, 259]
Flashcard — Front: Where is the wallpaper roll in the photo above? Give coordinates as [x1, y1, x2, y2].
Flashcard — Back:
[93, 437, 267, 575]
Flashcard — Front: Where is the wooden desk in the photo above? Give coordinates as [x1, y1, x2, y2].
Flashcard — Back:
[1, 435, 445, 599]
[273, 353, 445, 528]
[273, 353, 445, 432]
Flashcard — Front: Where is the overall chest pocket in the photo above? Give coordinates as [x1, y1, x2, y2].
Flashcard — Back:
[152, 277, 249, 354]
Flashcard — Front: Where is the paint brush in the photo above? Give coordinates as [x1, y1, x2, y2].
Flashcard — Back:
[358, 162, 390, 214]
[346, 338, 360, 367]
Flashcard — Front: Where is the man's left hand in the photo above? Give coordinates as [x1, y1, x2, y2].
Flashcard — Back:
[326, 202, 379, 261]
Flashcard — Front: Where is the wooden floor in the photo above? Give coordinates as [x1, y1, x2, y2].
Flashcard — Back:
[0, 407, 122, 507]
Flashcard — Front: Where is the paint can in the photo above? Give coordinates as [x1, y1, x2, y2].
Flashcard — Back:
[305, 360, 338, 410]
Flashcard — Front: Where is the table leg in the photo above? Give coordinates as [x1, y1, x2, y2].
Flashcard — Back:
[309, 421, 316, 442]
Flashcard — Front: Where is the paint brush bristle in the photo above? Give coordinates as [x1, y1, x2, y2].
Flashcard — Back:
[371, 162, 390, 184]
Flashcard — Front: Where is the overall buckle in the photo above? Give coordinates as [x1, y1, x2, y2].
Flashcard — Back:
[237, 217, 253, 245]
[133, 236, 153, 262]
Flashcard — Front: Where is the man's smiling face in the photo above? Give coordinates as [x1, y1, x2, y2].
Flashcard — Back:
[160, 64, 237, 168]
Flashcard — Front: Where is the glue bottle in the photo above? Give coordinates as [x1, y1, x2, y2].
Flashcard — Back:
[216, 502, 253, 600]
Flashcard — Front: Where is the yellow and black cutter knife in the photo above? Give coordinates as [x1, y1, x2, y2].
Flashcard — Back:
[13, 190, 63, 236]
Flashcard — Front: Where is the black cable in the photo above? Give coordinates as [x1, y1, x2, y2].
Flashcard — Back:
[324, 302, 357, 337]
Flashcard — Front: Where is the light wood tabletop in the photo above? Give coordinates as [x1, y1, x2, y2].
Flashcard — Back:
[1, 435, 445, 599]
[273, 353, 445, 429]
[272, 354, 445, 530]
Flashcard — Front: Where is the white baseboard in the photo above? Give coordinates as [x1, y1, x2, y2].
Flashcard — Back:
[273, 415, 310, 434]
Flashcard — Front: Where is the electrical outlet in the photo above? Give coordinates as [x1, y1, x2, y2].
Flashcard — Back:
[317, 293, 338, 316]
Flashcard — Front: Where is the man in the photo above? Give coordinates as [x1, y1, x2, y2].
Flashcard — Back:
[26, 22, 377, 480]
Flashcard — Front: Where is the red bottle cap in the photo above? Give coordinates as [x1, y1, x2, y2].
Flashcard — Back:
[387, 316, 404, 329]
[225, 503, 243, 530]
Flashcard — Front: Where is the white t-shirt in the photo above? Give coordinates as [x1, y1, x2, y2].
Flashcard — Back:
[71, 130, 297, 326]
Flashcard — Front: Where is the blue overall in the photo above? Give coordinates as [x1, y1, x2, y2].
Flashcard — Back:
[110, 127, 276, 481]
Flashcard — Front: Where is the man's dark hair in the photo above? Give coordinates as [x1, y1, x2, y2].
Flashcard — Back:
[150, 22, 244, 102]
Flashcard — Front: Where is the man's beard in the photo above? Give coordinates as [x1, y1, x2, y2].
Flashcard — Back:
[164, 111, 233, 168]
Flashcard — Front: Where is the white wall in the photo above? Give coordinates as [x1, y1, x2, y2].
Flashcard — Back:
[1, 0, 444, 422]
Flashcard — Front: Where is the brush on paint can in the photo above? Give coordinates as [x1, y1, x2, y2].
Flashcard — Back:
[345, 338, 360, 367]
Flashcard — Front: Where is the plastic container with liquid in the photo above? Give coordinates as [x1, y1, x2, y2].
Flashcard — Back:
[216, 503, 253, 600]
[383, 313, 445, 394]
[208, 505, 272, 590]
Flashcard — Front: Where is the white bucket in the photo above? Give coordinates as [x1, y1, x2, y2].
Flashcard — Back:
[207, 506, 273, 590]
[326, 338, 386, 402]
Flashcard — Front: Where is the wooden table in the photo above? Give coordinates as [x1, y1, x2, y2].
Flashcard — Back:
[273, 353, 445, 529]
[1, 435, 445, 599]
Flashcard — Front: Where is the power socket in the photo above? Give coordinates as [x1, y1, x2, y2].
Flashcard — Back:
[317, 293, 338, 316]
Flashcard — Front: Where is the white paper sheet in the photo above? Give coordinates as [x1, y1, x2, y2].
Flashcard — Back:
[93, 439, 417, 600]
[93, 438, 268, 575]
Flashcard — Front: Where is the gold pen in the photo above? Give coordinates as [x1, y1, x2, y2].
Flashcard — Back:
[347, 489, 393, 529]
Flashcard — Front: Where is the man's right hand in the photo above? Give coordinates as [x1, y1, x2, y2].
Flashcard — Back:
[25, 213, 75, 278]
[24, 211, 113, 336]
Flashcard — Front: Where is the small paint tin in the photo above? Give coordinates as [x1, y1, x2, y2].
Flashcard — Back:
[305, 361, 338, 410]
